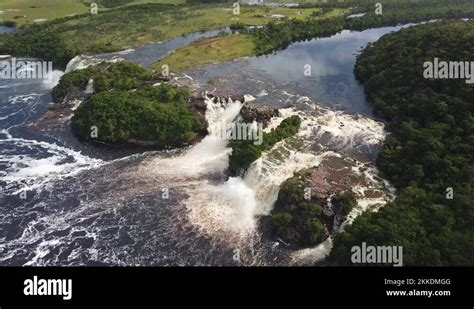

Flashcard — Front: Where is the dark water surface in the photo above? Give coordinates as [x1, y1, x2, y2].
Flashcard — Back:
[189, 24, 417, 115]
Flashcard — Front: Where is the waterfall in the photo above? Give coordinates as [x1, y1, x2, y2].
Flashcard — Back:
[137, 94, 395, 263]
[85, 79, 94, 94]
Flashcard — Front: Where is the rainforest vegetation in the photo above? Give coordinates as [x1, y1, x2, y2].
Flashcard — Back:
[272, 169, 357, 247]
[3, 0, 473, 70]
[53, 61, 205, 146]
[252, 0, 474, 56]
[52, 61, 159, 102]
[328, 20, 474, 266]
[228, 115, 301, 176]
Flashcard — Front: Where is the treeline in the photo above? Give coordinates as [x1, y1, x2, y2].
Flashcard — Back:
[0, 21, 16, 28]
[251, 0, 474, 56]
[328, 21, 474, 266]
[72, 91, 203, 146]
[82, 0, 135, 8]
[346, 0, 474, 31]
[54, 61, 205, 147]
[252, 18, 346, 56]
[228, 115, 301, 176]
[186, 0, 232, 4]
[0, 3, 177, 68]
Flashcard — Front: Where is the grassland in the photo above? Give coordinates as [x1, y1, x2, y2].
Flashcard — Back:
[0, 0, 185, 25]
[0, 1, 348, 68]
[0, 3, 340, 55]
[149, 6, 347, 72]
[0, 0, 88, 25]
[152, 34, 255, 73]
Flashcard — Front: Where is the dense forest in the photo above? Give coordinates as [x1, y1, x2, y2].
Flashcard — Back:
[52, 61, 158, 102]
[0, 21, 17, 27]
[272, 169, 357, 247]
[328, 20, 474, 266]
[1, 0, 474, 69]
[228, 115, 301, 176]
[251, 0, 474, 56]
[53, 62, 206, 147]
[0, 3, 178, 68]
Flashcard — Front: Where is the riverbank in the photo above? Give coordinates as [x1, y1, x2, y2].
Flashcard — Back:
[151, 34, 256, 74]
[0, 3, 333, 68]
[328, 20, 474, 266]
[149, 2, 474, 76]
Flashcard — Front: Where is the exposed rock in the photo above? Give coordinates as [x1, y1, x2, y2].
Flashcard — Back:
[271, 157, 359, 248]
[239, 105, 279, 128]
[306, 157, 355, 201]
[189, 96, 207, 113]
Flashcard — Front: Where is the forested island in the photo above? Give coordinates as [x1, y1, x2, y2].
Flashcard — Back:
[252, 0, 474, 55]
[229, 115, 301, 176]
[53, 61, 206, 147]
[328, 20, 474, 266]
[272, 169, 357, 247]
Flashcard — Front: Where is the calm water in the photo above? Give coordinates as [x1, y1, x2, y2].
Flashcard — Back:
[82, 28, 230, 68]
[189, 24, 417, 115]
[0, 26, 12, 34]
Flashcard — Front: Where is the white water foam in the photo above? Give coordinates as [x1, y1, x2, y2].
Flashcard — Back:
[142, 94, 394, 254]
[65, 55, 123, 73]
[0, 57, 105, 195]
[178, 97, 394, 263]
[0, 135, 103, 194]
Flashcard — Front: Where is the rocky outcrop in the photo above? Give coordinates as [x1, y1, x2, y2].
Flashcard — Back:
[239, 105, 279, 128]
[188, 96, 208, 133]
[271, 161, 358, 248]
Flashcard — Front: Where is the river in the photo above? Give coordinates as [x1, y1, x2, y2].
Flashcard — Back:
[0, 23, 418, 266]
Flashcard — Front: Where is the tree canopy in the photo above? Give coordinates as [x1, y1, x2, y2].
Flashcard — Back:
[53, 61, 205, 147]
[328, 21, 474, 266]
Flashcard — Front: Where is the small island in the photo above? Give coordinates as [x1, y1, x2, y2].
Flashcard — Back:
[52, 61, 207, 148]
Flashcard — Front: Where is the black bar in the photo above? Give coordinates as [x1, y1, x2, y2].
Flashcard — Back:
[0, 267, 471, 307]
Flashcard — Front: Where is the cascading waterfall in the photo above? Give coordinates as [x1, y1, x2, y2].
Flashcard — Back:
[85, 79, 94, 94]
[138, 93, 396, 266]
[0, 60, 396, 265]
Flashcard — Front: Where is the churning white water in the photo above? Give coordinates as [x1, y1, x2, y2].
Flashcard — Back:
[136, 92, 395, 259]
[0, 61, 105, 196]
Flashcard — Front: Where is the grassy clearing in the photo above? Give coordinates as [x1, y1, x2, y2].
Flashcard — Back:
[0, 0, 88, 25]
[0, 2, 347, 68]
[3, 3, 341, 51]
[0, 0, 185, 25]
[152, 34, 255, 73]
[148, 6, 347, 72]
